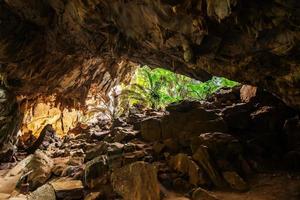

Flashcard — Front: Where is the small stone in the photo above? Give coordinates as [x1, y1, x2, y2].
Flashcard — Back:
[222, 171, 249, 191]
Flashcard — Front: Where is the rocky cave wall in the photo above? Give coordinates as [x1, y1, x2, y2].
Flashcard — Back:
[0, 0, 299, 158]
[0, 0, 299, 108]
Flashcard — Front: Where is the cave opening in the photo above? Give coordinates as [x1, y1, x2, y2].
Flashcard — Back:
[0, 0, 300, 199]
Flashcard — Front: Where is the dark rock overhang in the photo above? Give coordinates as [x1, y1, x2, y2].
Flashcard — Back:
[0, 0, 299, 108]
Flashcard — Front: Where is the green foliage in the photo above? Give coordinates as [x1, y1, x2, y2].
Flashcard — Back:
[120, 66, 239, 109]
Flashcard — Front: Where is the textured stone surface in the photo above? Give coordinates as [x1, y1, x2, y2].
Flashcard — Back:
[222, 171, 249, 191]
[0, 0, 299, 109]
[22, 150, 53, 191]
[0, 86, 22, 161]
[111, 161, 160, 200]
[192, 187, 219, 200]
[51, 179, 84, 199]
[84, 155, 109, 188]
[28, 184, 56, 200]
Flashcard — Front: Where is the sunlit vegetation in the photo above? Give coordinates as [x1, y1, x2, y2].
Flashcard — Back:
[119, 66, 239, 109]
[78, 66, 239, 123]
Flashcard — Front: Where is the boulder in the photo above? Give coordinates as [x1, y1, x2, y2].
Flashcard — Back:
[84, 155, 109, 188]
[51, 179, 84, 199]
[250, 106, 284, 132]
[22, 150, 53, 191]
[190, 132, 242, 158]
[141, 117, 162, 142]
[111, 127, 138, 142]
[240, 85, 257, 103]
[111, 161, 160, 200]
[192, 146, 224, 188]
[192, 187, 219, 200]
[221, 103, 251, 130]
[85, 142, 109, 161]
[28, 184, 56, 200]
[84, 192, 102, 200]
[222, 171, 249, 191]
[168, 153, 208, 185]
[0, 155, 33, 194]
[162, 102, 227, 140]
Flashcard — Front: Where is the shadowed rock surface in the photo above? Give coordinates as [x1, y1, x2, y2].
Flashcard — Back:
[0, 0, 299, 108]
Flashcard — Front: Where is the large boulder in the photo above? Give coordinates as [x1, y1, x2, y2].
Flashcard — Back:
[138, 101, 228, 143]
[28, 184, 56, 200]
[192, 146, 225, 188]
[190, 132, 242, 159]
[111, 161, 160, 200]
[222, 171, 249, 191]
[21, 150, 53, 191]
[168, 153, 208, 186]
[51, 179, 84, 200]
[84, 155, 110, 189]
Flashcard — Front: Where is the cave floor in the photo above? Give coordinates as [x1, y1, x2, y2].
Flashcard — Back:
[211, 172, 300, 200]
[1, 148, 300, 199]
[1, 154, 300, 200]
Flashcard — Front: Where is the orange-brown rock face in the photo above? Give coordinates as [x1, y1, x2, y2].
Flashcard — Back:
[0, 0, 299, 108]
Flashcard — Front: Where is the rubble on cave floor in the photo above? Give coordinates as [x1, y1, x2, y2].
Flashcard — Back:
[1, 85, 300, 200]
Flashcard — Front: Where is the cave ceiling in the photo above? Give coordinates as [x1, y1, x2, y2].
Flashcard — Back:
[0, 0, 299, 108]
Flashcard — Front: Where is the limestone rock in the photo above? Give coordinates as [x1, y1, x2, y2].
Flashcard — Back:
[222, 171, 249, 191]
[240, 85, 257, 103]
[192, 146, 224, 188]
[51, 179, 84, 199]
[192, 187, 219, 200]
[141, 117, 162, 142]
[85, 142, 109, 161]
[162, 102, 227, 140]
[168, 153, 208, 185]
[111, 161, 160, 200]
[84, 192, 102, 200]
[190, 132, 242, 158]
[22, 150, 53, 191]
[84, 155, 109, 188]
[28, 184, 56, 200]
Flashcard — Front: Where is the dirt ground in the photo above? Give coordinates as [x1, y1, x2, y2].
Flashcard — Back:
[211, 172, 300, 200]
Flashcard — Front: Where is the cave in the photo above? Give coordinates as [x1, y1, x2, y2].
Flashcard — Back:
[0, 0, 300, 199]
